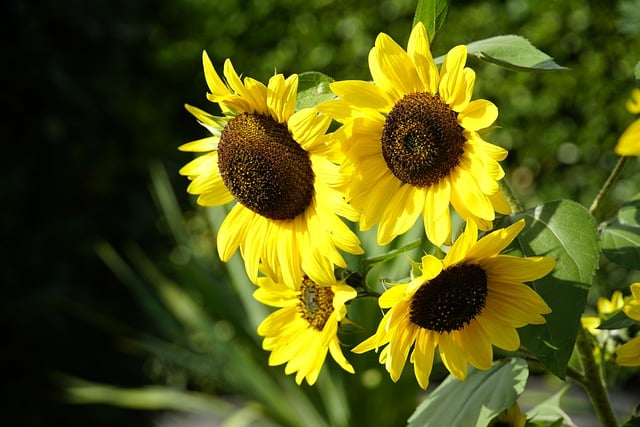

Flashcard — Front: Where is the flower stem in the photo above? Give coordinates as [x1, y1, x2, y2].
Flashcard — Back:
[573, 327, 618, 427]
[589, 156, 629, 216]
[499, 178, 523, 213]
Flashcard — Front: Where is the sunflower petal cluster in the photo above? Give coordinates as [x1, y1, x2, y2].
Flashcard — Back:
[352, 219, 554, 389]
[181, 23, 556, 389]
[318, 22, 511, 246]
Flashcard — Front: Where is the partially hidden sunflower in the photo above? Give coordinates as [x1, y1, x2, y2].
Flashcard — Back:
[318, 22, 511, 246]
[254, 274, 357, 385]
[614, 88, 640, 156]
[180, 52, 363, 288]
[616, 282, 640, 366]
[352, 219, 555, 389]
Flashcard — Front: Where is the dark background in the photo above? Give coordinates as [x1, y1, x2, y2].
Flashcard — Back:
[4, 0, 640, 425]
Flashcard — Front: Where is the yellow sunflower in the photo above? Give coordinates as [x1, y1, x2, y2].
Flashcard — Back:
[616, 282, 640, 366]
[352, 219, 554, 389]
[254, 274, 357, 385]
[488, 402, 527, 427]
[180, 52, 362, 288]
[614, 88, 640, 156]
[318, 22, 511, 246]
[581, 290, 625, 335]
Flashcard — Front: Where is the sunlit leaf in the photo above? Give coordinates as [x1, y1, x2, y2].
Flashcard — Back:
[601, 193, 640, 270]
[464, 35, 566, 71]
[413, 0, 448, 44]
[497, 200, 599, 379]
[296, 71, 335, 110]
[526, 386, 574, 426]
[598, 309, 637, 330]
[407, 358, 528, 427]
[635, 60, 640, 87]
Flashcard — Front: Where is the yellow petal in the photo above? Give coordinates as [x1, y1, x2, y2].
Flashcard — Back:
[614, 118, 640, 156]
[328, 80, 394, 111]
[465, 219, 525, 261]
[438, 45, 470, 108]
[438, 332, 468, 380]
[444, 219, 478, 267]
[202, 51, 230, 97]
[458, 99, 498, 131]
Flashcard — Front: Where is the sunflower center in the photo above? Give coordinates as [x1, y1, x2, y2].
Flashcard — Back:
[298, 277, 334, 331]
[409, 263, 487, 332]
[381, 92, 466, 187]
[218, 113, 314, 220]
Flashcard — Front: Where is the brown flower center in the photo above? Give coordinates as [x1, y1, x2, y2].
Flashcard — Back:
[298, 277, 334, 331]
[381, 92, 465, 187]
[217, 113, 314, 220]
[409, 263, 488, 332]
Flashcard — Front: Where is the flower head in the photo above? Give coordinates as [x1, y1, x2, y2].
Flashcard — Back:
[254, 274, 357, 385]
[614, 89, 640, 156]
[616, 282, 640, 366]
[180, 52, 362, 288]
[318, 22, 511, 246]
[352, 219, 554, 389]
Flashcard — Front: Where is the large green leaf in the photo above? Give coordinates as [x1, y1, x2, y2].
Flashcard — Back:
[601, 193, 640, 270]
[465, 35, 567, 71]
[407, 358, 528, 427]
[497, 200, 599, 379]
[412, 0, 448, 44]
[295, 71, 335, 110]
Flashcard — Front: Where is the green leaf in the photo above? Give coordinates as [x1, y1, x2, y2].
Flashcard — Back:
[526, 386, 574, 426]
[407, 358, 528, 427]
[601, 193, 640, 270]
[497, 200, 600, 379]
[598, 309, 637, 330]
[465, 35, 567, 71]
[295, 71, 335, 110]
[63, 376, 240, 416]
[635, 60, 640, 87]
[412, 0, 448, 44]
[623, 415, 640, 427]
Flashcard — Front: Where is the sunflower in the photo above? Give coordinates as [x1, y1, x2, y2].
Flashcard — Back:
[616, 282, 640, 366]
[614, 88, 640, 156]
[581, 289, 624, 335]
[318, 22, 511, 246]
[352, 219, 554, 389]
[488, 402, 527, 427]
[180, 52, 362, 288]
[254, 274, 357, 385]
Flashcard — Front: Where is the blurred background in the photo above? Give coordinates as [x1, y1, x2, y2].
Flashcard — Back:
[4, 0, 640, 425]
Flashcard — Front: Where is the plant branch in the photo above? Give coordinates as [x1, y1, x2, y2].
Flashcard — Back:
[589, 156, 629, 216]
[573, 327, 618, 427]
[499, 178, 523, 213]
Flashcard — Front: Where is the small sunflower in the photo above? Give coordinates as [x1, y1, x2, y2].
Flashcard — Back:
[581, 290, 625, 335]
[318, 22, 511, 246]
[254, 274, 357, 385]
[352, 219, 554, 389]
[616, 282, 640, 366]
[488, 402, 527, 427]
[614, 88, 640, 156]
[180, 52, 362, 288]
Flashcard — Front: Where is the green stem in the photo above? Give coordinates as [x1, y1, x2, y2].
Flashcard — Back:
[498, 179, 523, 213]
[589, 156, 629, 216]
[573, 327, 618, 427]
